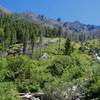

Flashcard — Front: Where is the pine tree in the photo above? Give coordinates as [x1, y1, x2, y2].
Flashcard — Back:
[0, 28, 5, 59]
[30, 26, 36, 58]
[64, 38, 73, 55]
[10, 27, 16, 45]
[58, 26, 62, 54]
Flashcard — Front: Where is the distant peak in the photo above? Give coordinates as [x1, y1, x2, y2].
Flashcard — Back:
[73, 21, 81, 24]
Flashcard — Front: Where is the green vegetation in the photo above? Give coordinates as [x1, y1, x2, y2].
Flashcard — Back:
[0, 82, 19, 100]
[0, 11, 100, 100]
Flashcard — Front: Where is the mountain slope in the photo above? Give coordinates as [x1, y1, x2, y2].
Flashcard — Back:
[0, 6, 100, 41]
[0, 5, 11, 14]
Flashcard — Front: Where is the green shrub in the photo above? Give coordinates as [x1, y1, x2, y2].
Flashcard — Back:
[0, 82, 19, 100]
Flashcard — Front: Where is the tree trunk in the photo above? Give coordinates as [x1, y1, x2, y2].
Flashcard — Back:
[58, 36, 61, 54]
[23, 41, 27, 54]
[31, 42, 35, 59]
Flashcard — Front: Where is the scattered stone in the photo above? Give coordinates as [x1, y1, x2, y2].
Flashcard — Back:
[40, 53, 51, 60]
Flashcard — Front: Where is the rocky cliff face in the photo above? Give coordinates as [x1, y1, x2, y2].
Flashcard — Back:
[18, 13, 100, 40]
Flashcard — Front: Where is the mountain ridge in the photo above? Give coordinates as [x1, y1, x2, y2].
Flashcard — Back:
[0, 5, 11, 14]
[0, 6, 100, 40]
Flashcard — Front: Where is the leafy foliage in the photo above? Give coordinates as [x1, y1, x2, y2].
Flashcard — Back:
[0, 82, 19, 100]
[0, 11, 100, 100]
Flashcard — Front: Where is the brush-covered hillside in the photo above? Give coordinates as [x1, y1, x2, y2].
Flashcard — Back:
[0, 7, 100, 100]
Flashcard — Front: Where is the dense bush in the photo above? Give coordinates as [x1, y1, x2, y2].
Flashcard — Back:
[0, 82, 19, 100]
[47, 56, 72, 77]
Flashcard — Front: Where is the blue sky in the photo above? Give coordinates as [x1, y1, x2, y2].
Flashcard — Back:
[0, 0, 100, 25]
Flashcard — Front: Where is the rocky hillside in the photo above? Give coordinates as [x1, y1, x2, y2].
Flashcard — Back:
[13, 12, 100, 40]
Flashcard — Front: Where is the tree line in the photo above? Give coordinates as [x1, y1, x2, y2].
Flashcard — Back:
[0, 14, 44, 58]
